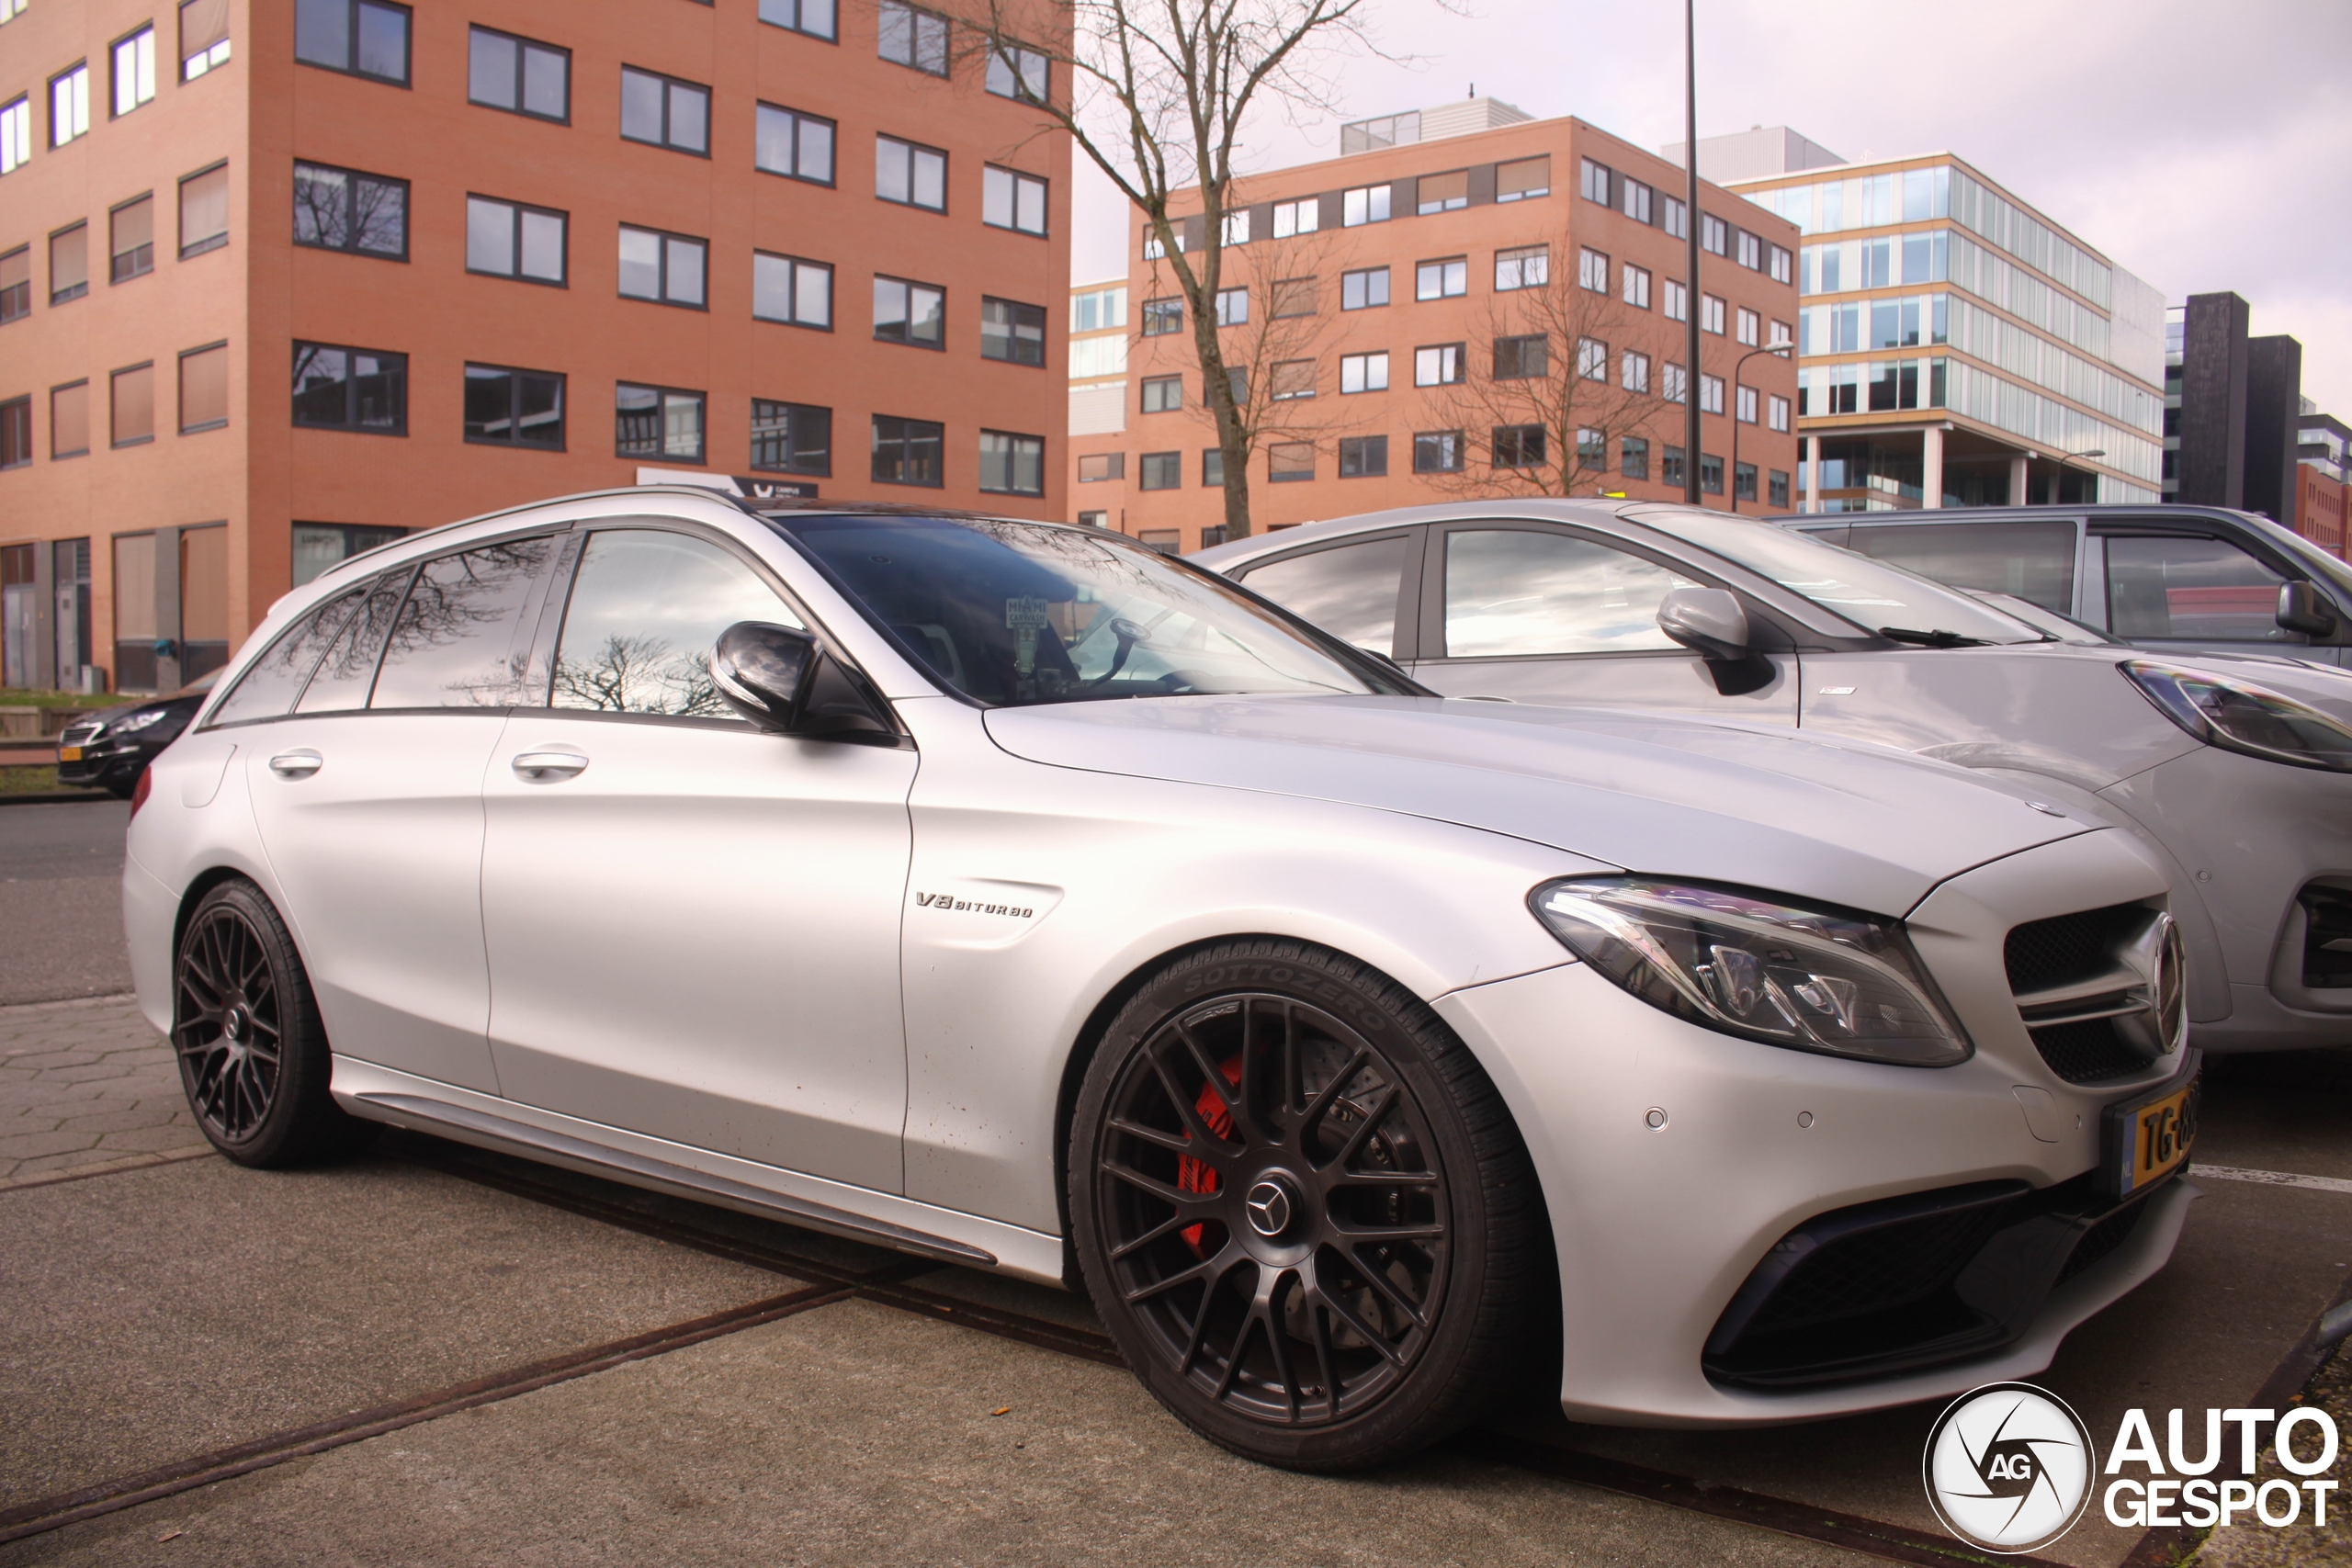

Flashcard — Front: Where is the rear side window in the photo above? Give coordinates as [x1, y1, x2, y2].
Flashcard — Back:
[207, 585, 368, 724]
[549, 530, 800, 716]
[1237, 536, 1410, 657]
[370, 537, 557, 707]
[1845, 521, 2075, 615]
[296, 570, 411, 712]
[2105, 535, 2289, 642]
[1442, 530, 1691, 658]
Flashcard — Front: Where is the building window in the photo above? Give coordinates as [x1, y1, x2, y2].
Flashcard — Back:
[751, 399, 830, 474]
[1070, 286, 1125, 333]
[1, 96, 28, 175]
[1768, 469, 1790, 509]
[1621, 436, 1649, 480]
[1339, 435, 1386, 477]
[1736, 385, 1758, 423]
[1141, 223, 1183, 260]
[876, 135, 947, 210]
[1271, 360, 1315, 400]
[1414, 430, 1463, 473]
[109, 196, 154, 282]
[51, 381, 90, 457]
[1214, 287, 1247, 326]
[1490, 424, 1544, 470]
[49, 223, 88, 303]
[1341, 266, 1389, 310]
[1662, 363, 1686, 403]
[1770, 319, 1792, 349]
[1662, 278, 1686, 322]
[753, 252, 832, 328]
[1701, 213, 1726, 256]
[1700, 373, 1724, 414]
[464, 196, 563, 283]
[1578, 428, 1610, 471]
[294, 162, 407, 259]
[1140, 375, 1182, 413]
[616, 383, 704, 460]
[1658, 445, 1685, 487]
[756, 103, 835, 184]
[0, 246, 29, 322]
[1495, 245, 1547, 292]
[1768, 394, 1790, 433]
[464, 364, 564, 448]
[869, 414, 942, 485]
[1577, 248, 1608, 293]
[294, 0, 410, 86]
[469, 26, 567, 120]
[1621, 351, 1649, 394]
[1136, 530, 1181, 553]
[1576, 337, 1606, 382]
[179, 342, 228, 431]
[1416, 257, 1466, 300]
[1733, 460, 1758, 502]
[1414, 344, 1464, 387]
[1137, 450, 1181, 491]
[878, 0, 948, 73]
[50, 62, 89, 145]
[1268, 442, 1314, 482]
[0, 396, 29, 468]
[112, 25, 157, 116]
[291, 342, 406, 433]
[1201, 447, 1224, 488]
[1496, 156, 1549, 202]
[1664, 196, 1687, 240]
[979, 297, 1045, 365]
[1495, 335, 1546, 380]
[1769, 244, 1792, 285]
[1218, 209, 1250, 246]
[872, 275, 944, 347]
[1701, 294, 1725, 334]
[1076, 512, 1108, 528]
[758, 0, 837, 42]
[1621, 176, 1652, 224]
[180, 164, 229, 256]
[978, 430, 1045, 495]
[110, 363, 154, 446]
[1140, 298, 1182, 336]
[1736, 231, 1761, 270]
[1340, 352, 1388, 394]
[1620, 264, 1652, 310]
[181, 0, 232, 80]
[1700, 453, 1724, 494]
[1272, 198, 1318, 237]
[986, 40, 1047, 102]
[620, 66, 708, 154]
[1578, 158, 1611, 204]
[1271, 276, 1317, 317]
[616, 225, 706, 307]
[1077, 452, 1123, 482]
[1736, 306, 1758, 346]
[1417, 170, 1468, 215]
[1341, 185, 1390, 226]
[983, 165, 1047, 234]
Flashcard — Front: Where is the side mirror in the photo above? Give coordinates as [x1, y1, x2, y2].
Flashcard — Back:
[1657, 587, 1752, 662]
[710, 621, 901, 743]
[2278, 581, 2339, 639]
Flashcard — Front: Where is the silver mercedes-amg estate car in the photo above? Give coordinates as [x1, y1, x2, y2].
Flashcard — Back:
[129, 487, 2197, 1470]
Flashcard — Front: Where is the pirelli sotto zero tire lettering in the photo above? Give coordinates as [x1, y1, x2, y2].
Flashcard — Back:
[1069, 938, 1546, 1471]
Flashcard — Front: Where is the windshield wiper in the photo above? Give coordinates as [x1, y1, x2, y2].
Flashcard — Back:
[1878, 626, 1990, 649]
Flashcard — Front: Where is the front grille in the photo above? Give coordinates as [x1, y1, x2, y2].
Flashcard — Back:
[2304, 886, 2352, 990]
[2006, 903, 2160, 1084]
[59, 721, 103, 747]
[2029, 1019, 2154, 1084]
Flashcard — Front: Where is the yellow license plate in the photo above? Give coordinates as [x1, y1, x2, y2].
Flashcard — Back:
[58, 746, 82, 761]
[2103, 1064, 2199, 1199]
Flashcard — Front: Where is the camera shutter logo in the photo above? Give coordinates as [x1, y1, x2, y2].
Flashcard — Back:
[1923, 1382, 2097, 1553]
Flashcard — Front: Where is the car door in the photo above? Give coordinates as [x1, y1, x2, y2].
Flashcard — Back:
[240, 534, 561, 1094]
[1404, 520, 1801, 720]
[1227, 529, 1422, 660]
[1841, 517, 2084, 618]
[2086, 522, 2344, 665]
[478, 523, 915, 1192]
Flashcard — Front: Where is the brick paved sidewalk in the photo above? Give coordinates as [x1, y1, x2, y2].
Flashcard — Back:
[0, 995, 209, 1186]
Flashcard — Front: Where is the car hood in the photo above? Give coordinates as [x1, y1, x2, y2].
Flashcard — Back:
[985, 695, 2091, 917]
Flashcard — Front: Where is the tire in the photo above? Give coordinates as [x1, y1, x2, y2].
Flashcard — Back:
[1069, 938, 1545, 1472]
[173, 879, 379, 1168]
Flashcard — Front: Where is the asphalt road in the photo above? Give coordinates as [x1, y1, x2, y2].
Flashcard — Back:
[0, 801, 131, 1005]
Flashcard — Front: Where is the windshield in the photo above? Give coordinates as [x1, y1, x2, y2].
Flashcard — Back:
[1627, 507, 2045, 645]
[1964, 590, 2120, 645]
[771, 514, 1406, 706]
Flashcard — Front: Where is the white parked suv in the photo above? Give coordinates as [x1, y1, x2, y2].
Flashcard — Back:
[130, 488, 2197, 1469]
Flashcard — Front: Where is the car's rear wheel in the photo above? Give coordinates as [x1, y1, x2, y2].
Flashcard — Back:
[174, 880, 378, 1167]
[1069, 939, 1545, 1472]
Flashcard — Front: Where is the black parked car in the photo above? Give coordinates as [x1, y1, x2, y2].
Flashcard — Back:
[56, 672, 218, 798]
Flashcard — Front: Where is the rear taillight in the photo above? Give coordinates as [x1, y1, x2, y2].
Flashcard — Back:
[129, 767, 153, 818]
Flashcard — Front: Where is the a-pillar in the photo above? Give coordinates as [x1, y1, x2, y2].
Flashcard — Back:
[1802, 434, 1819, 513]
[2007, 452, 2030, 508]
[1921, 425, 1945, 510]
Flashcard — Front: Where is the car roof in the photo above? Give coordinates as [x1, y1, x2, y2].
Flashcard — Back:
[1192, 497, 1645, 568]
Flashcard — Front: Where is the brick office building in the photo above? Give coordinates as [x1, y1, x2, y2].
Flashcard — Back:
[0, 0, 1069, 694]
[1077, 102, 1800, 553]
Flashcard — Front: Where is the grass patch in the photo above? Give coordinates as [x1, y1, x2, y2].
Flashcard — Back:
[0, 765, 106, 797]
[0, 689, 136, 711]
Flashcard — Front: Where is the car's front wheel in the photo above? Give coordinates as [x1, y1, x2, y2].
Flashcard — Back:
[1069, 939, 1545, 1472]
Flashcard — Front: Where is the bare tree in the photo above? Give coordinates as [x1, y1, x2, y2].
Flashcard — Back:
[944, 0, 1389, 539]
[1419, 242, 1685, 500]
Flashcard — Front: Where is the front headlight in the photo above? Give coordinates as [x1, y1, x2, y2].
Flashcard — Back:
[2123, 660, 2352, 773]
[107, 706, 172, 736]
[1529, 877, 1972, 1066]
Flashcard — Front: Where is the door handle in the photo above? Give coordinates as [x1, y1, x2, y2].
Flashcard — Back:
[268, 749, 322, 779]
[511, 748, 589, 783]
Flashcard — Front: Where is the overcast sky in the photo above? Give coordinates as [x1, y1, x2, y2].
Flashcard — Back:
[1070, 0, 2352, 417]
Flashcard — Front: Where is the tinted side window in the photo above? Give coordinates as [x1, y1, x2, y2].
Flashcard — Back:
[1845, 521, 2075, 615]
[2106, 535, 2287, 642]
[296, 570, 410, 712]
[208, 586, 367, 725]
[551, 530, 800, 717]
[1237, 536, 1409, 655]
[370, 537, 556, 708]
[1442, 530, 1690, 657]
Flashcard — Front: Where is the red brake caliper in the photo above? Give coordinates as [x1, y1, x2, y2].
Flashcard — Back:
[1178, 1056, 1242, 1252]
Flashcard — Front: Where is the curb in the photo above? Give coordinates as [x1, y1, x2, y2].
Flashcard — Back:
[0, 791, 115, 807]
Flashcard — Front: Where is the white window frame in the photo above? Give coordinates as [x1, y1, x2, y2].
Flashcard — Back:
[51, 62, 89, 146]
[2, 96, 34, 175]
[113, 26, 156, 117]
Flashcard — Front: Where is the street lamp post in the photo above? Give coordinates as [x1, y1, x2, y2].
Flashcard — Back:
[1727, 342, 1792, 514]
[1681, 0, 1702, 506]
[2050, 447, 2106, 506]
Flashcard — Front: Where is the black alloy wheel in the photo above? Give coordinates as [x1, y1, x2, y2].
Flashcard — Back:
[1070, 940, 1544, 1472]
[174, 880, 377, 1167]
